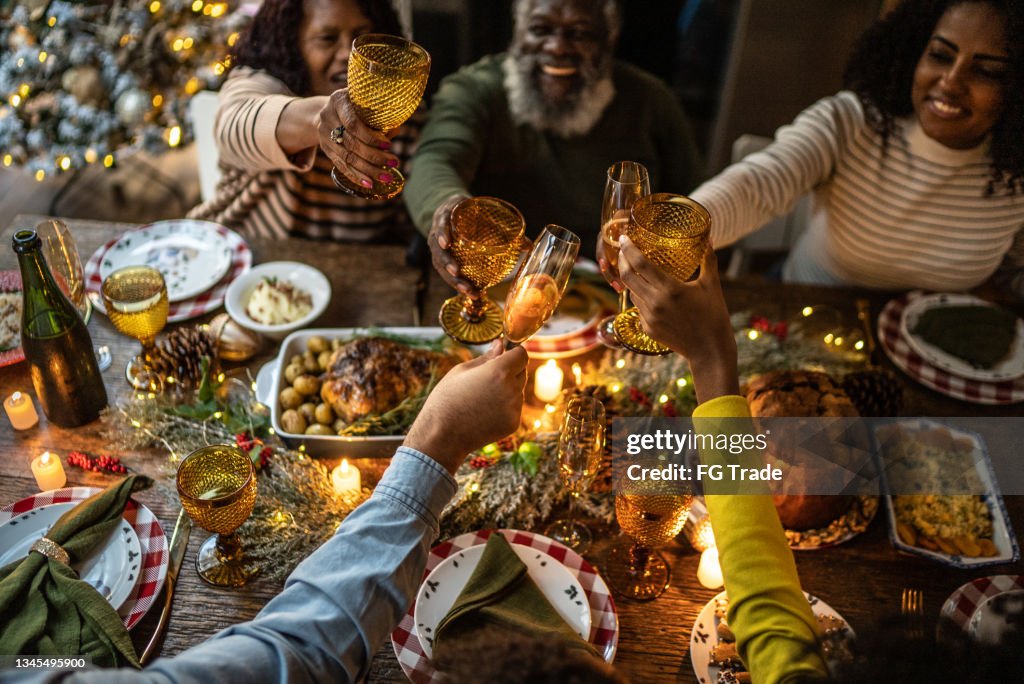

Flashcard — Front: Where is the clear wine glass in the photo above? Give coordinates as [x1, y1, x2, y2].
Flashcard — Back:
[502, 225, 581, 349]
[101, 266, 169, 391]
[596, 162, 650, 348]
[37, 219, 111, 370]
[36, 219, 90, 323]
[545, 396, 605, 553]
[331, 33, 430, 200]
[612, 193, 710, 355]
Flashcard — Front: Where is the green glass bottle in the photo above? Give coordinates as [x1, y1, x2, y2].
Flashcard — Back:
[13, 229, 108, 427]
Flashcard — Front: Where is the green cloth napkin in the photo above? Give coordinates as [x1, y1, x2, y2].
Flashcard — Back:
[0, 475, 152, 668]
[433, 534, 597, 657]
[912, 305, 1018, 369]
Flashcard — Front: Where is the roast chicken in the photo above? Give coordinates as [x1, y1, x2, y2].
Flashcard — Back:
[320, 337, 468, 423]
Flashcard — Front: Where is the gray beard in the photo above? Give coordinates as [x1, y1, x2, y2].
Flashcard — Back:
[502, 54, 615, 138]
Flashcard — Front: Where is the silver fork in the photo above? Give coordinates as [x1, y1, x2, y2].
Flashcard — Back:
[901, 587, 924, 639]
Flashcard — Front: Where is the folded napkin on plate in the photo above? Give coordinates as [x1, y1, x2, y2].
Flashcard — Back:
[912, 305, 1018, 369]
[433, 534, 597, 657]
[0, 475, 152, 668]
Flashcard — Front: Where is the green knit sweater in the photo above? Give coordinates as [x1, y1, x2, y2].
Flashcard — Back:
[404, 54, 704, 255]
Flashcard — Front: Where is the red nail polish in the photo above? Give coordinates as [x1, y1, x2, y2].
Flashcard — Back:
[378, 141, 391, 150]
[360, 179, 372, 188]
[386, 159, 399, 168]
[378, 173, 393, 183]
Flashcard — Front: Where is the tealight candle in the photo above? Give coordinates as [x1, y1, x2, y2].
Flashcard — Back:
[697, 546, 724, 589]
[4, 391, 39, 430]
[31, 452, 66, 492]
[534, 359, 563, 403]
[331, 458, 361, 498]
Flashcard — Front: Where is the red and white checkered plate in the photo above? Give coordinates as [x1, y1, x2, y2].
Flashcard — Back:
[85, 221, 251, 323]
[391, 529, 619, 683]
[0, 486, 168, 630]
[878, 292, 1024, 405]
[941, 575, 1024, 634]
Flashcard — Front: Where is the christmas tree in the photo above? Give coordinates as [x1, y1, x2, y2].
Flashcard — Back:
[0, 0, 247, 181]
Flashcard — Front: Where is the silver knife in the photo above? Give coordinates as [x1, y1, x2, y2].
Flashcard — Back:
[140, 508, 192, 665]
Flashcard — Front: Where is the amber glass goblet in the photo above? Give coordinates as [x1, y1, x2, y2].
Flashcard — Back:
[176, 445, 257, 587]
[606, 485, 694, 601]
[330, 33, 430, 200]
[596, 161, 650, 348]
[439, 197, 526, 344]
[612, 193, 710, 355]
[101, 265, 168, 391]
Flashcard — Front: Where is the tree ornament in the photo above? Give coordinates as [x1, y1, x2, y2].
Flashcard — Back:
[62, 66, 109, 108]
[148, 324, 216, 388]
[7, 26, 37, 50]
[207, 313, 262, 361]
[114, 88, 150, 126]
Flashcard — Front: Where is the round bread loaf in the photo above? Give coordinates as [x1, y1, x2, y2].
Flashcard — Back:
[746, 370, 858, 530]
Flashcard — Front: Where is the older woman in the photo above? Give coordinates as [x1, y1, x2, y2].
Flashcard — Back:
[189, 0, 418, 241]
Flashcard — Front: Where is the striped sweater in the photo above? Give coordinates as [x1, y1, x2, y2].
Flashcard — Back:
[188, 67, 419, 241]
[693, 91, 1024, 294]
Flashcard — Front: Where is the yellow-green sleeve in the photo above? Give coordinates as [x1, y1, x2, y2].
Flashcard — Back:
[692, 396, 829, 683]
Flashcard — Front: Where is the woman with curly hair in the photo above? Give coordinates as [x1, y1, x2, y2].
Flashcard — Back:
[610, 0, 1024, 296]
[189, 0, 419, 241]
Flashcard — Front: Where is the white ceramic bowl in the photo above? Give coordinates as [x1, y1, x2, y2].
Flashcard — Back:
[225, 262, 331, 340]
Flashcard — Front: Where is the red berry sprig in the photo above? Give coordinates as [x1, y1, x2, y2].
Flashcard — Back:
[469, 456, 492, 469]
[67, 451, 128, 474]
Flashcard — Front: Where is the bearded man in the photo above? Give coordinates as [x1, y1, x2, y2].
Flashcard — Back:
[404, 0, 704, 294]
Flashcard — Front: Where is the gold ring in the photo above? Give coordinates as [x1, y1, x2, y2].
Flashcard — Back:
[330, 125, 345, 144]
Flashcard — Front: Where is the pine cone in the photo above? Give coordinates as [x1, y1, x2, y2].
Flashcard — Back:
[841, 368, 903, 417]
[148, 325, 216, 388]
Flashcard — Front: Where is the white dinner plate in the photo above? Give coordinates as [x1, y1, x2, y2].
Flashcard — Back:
[98, 219, 234, 302]
[0, 502, 142, 610]
[691, 590, 853, 682]
[899, 293, 1024, 382]
[413, 542, 592, 659]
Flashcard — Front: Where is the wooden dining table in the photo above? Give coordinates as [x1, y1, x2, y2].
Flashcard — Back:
[2, 214, 1022, 683]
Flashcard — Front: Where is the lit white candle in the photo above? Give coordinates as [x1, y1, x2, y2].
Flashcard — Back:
[4, 392, 39, 430]
[697, 546, 724, 589]
[534, 360, 564, 403]
[31, 452, 67, 491]
[331, 458, 361, 498]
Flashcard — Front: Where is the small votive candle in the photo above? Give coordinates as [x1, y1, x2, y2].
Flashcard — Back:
[534, 359, 564, 403]
[331, 458, 361, 498]
[4, 392, 39, 430]
[31, 452, 67, 492]
[697, 546, 724, 589]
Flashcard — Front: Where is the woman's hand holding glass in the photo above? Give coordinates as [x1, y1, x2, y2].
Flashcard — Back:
[618, 240, 739, 404]
[611, 193, 711, 355]
[324, 33, 429, 200]
[317, 87, 402, 192]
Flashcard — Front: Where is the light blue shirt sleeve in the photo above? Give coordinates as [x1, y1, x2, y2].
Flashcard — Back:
[2, 447, 456, 684]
